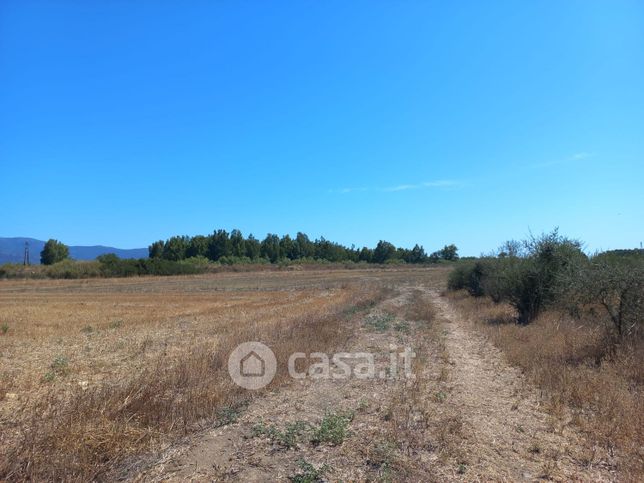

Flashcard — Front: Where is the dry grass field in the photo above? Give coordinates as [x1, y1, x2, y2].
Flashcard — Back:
[0, 268, 431, 480]
[0, 267, 636, 481]
[446, 290, 643, 480]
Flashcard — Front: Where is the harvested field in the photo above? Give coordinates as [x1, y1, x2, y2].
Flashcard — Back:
[0, 267, 629, 481]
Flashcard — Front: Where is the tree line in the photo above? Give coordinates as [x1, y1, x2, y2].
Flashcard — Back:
[147, 230, 459, 265]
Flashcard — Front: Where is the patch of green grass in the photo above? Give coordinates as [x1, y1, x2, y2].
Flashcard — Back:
[311, 409, 354, 446]
[365, 313, 395, 332]
[81, 325, 94, 334]
[289, 459, 328, 483]
[393, 321, 410, 334]
[1, 323, 8, 335]
[109, 319, 123, 329]
[50, 355, 69, 375]
[215, 404, 245, 427]
[42, 371, 56, 383]
[252, 420, 310, 449]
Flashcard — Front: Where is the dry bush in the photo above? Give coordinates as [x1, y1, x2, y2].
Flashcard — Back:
[446, 290, 644, 479]
[0, 274, 389, 481]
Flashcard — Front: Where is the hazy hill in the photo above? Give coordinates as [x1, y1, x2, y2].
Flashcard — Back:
[0, 237, 147, 264]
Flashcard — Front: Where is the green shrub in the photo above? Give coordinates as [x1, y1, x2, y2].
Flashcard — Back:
[503, 232, 586, 323]
[218, 255, 252, 265]
[46, 260, 101, 279]
[450, 230, 586, 324]
[572, 255, 644, 337]
[311, 409, 354, 445]
[447, 262, 472, 291]
[289, 459, 328, 483]
[448, 259, 492, 297]
[97, 256, 206, 277]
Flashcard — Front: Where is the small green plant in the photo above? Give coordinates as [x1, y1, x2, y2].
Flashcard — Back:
[434, 391, 446, 402]
[252, 420, 310, 449]
[457, 462, 467, 474]
[81, 325, 94, 334]
[311, 409, 354, 446]
[109, 319, 123, 329]
[365, 313, 395, 332]
[289, 459, 328, 483]
[393, 321, 410, 334]
[50, 356, 69, 376]
[1, 323, 8, 335]
[216, 405, 243, 427]
[42, 371, 56, 383]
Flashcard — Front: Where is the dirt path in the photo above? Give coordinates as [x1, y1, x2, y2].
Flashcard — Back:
[429, 289, 614, 481]
[134, 285, 614, 482]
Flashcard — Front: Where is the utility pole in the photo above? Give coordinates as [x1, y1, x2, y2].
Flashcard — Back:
[23, 241, 30, 266]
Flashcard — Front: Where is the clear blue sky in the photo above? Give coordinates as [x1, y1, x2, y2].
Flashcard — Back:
[1, 1, 642, 255]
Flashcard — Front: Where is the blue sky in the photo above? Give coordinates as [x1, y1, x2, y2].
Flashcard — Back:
[1, 1, 642, 255]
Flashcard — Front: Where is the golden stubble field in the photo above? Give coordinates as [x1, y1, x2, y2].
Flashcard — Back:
[0, 267, 438, 480]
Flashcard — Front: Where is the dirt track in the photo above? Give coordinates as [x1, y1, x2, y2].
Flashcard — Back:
[135, 284, 614, 481]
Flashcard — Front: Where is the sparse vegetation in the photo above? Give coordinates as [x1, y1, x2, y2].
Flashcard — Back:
[252, 420, 311, 449]
[289, 459, 329, 483]
[365, 312, 395, 332]
[447, 233, 644, 479]
[310, 409, 354, 446]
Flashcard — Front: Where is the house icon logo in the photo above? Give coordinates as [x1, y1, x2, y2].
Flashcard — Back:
[240, 350, 265, 377]
[228, 342, 276, 390]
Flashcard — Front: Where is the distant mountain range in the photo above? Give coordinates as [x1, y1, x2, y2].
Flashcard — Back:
[0, 237, 148, 264]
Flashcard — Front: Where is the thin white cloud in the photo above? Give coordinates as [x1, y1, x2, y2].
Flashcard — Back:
[571, 152, 594, 160]
[383, 184, 418, 192]
[335, 179, 463, 194]
[422, 180, 460, 187]
[532, 152, 596, 168]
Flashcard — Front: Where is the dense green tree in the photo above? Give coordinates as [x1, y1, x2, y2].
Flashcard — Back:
[358, 247, 373, 262]
[148, 240, 165, 259]
[230, 229, 246, 257]
[295, 232, 314, 258]
[440, 244, 459, 261]
[314, 237, 348, 262]
[372, 240, 396, 263]
[261, 234, 281, 262]
[406, 244, 427, 264]
[280, 234, 297, 260]
[245, 234, 261, 260]
[186, 235, 209, 258]
[40, 239, 70, 265]
[208, 229, 232, 261]
[148, 228, 454, 267]
[162, 236, 189, 261]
